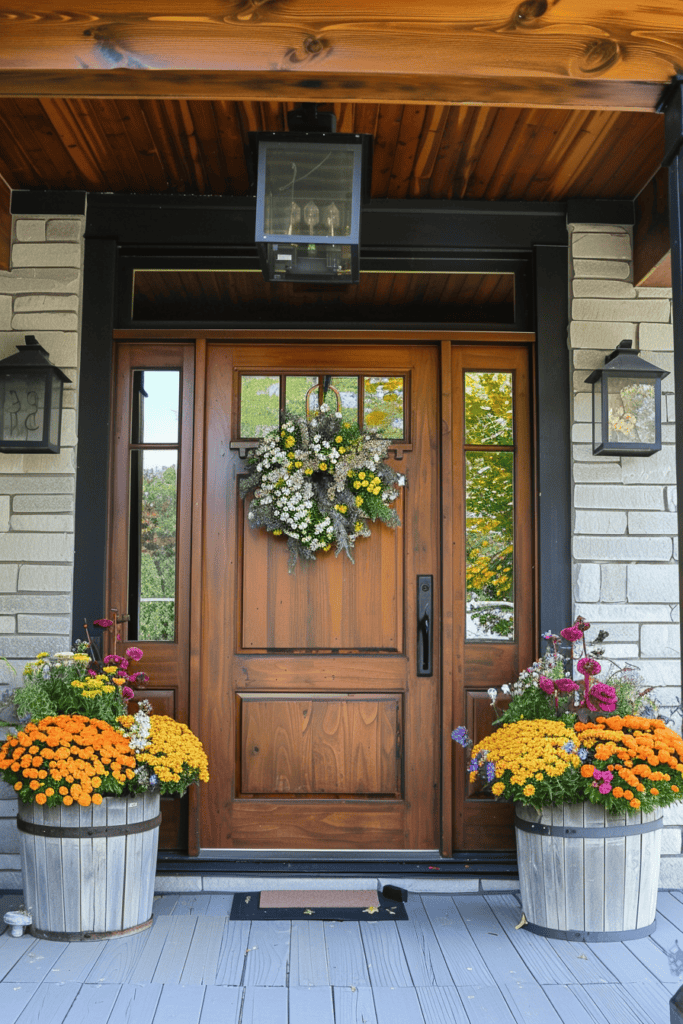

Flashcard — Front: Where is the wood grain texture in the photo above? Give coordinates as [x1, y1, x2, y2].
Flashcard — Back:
[634, 167, 671, 287]
[0, 173, 9, 272]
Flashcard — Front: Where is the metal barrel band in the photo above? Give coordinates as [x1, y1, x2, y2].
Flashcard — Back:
[522, 920, 656, 942]
[514, 815, 662, 839]
[30, 915, 154, 943]
[17, 813, 162, 839]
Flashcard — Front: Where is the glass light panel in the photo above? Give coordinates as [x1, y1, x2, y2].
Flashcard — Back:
[240, 375, 280, 437]
[0, 370, 46, 444]
[465, 451, 514, 641]
[262, 143, 355, 240]
[129, 450, 177, 642]
[363, 377, 404, 438]
[285, 375, 319, 419]
[593, 381, 604, 448]
[132, 370, 180, 444]
[464, 373, 513, 445]
[49, 376, 62, 449]
[607, 375, 656, 444]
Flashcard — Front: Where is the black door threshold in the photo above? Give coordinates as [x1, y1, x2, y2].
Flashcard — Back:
[156, 851, 518, 878]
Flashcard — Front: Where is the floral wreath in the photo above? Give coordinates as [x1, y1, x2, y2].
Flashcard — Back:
[240, 404, 403, 569]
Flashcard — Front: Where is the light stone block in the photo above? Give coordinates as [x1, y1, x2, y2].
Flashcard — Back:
[0, 495, 8, 531]
[18, 564, 72, 591]
[572, 373, 593, 394]
[635, 286, 672, 298]
[640, 624, 681, 658]
[574, 536, 671, 562]
[573, 444, 620, 462]
[574, 563, 600, 603]
[0, 818, 19, 854]
[60, 408, 77, 447]
[571, 423, 592, 443]
[46, 219, 83, 242]
[479, 879, 520, 891]
[0, 595, 70, 614]
[0, 448, 76, 475]
[574, 485, 664, 510]
[572, 299, 670, 323]
[573, 509, 626, 534]
[11, 242, 82, 268]
[0, 295, 10, 330]
[572, 259, 631, 280]
[569, 321, 635, 349]
[573, 392, 592, 422]
[662, 425, 676, 443]
[0, 332, 78, 368]
[627, 565, 680, 603]
[13, 294, 79, 313]
[584, 623, 639, 642]
[10, 514, 73, 532]
[667, 486, 678, 512]
[661, 829, 682, 855]
[0, 616, 15, 632]
[153, 876, 203, 893]
[639, 322, 674, 350]
[0, 533, 74, 562]
[574, 603, 676, 623]
[0, 564, 17, 591]
[659, 857, 683, 890]
[573, 463, 623, 483]
[15, 220, 46, 243]
[571, 232, 631, 260]
[0, 635, 70, 658]
[628, 511, 678, 534]
[0, 268, 81, 294]
[628, 663, 682, 689]
[17, 614, 71, 634]
[572, 349, 608, 370]
[11, 312, 79, 332]
[598, 643, 639, 659]
[666, 395, 677, 421]
[570, 223, 631, 232]
[600, 564, 626, 603]
[0, 475, 74, 494]
[12, 494, 74, 513]
[573, 280, 636, 298]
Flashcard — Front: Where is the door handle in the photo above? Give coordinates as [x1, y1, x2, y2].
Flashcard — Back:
[417, 575, 433, 677]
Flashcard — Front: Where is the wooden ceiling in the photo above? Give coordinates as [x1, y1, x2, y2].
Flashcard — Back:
[0, 98, 664, 202]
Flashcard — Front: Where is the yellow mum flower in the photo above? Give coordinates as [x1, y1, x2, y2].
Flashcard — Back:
[335, 435, 343, 443]
[355, 496, 363, 507]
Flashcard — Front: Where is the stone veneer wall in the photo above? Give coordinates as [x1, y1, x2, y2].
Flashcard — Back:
[569, 221, 683, 885]
[0, 213, 84, 884]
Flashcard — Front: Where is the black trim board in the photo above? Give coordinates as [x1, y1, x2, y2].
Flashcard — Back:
[11, 190, 86, 215]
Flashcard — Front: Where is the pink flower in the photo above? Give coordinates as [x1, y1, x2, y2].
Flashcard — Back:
[131, 671, 149, 686]
[560, 626, 583, 643]
[125, 646, 144, 662]
[577, 657, 601, 677]
[584, 682, 617, 713]
[598, 782, 612, 795]
[555, 678, 580, 693]
[93, 618, 114, 628]
[538, 675, 555, 695]
[87, 669, 97, 677]
[122, 686, 135, 700]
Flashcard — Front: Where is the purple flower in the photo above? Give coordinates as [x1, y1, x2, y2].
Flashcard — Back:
[93, 618, 114, 628]
[577, 657, 601, 678]
[561, 626, 583, 643]
[562, 741, 576, 754]
[451, 726, 470, 747]
[122, 686, 135, 700]
[485, 762, 496, 784]
[556, 678, 580, 693]
[538, 675, 555, 695]
[125, 646, 144, 662]
[577, 747, 589, 761]
[585, 681, 617, 713]
[467, 759, 478, 773]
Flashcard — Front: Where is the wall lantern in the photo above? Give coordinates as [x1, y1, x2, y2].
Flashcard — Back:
[251, 105, 371, 284]
[0, 336, 71, 454]
[585, 340, 669, 457]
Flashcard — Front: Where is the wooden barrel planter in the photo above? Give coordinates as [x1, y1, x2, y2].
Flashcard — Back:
[17, 791, 161, 941]
[515, 802, 663, 942]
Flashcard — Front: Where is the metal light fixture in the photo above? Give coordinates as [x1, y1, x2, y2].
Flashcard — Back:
[0, 335, 71, 453]
[585, 340, 669, 456]
[252, 105, 370, 283]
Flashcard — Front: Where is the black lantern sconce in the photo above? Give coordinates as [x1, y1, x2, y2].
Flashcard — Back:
[251, 105, 371, 283]
[585, 340, 669, 457]
[0, 336, 71, 454]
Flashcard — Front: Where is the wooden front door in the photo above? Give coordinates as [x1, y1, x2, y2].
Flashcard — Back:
[199, 342, 441, 850]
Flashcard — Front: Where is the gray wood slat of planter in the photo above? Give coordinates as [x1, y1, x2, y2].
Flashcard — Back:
[452, 894, 536, 985]
[122, 797, 142, 931]
[240, 987, 288, 1024]
[561, 803, 585, 933]
[289, 986, 335, 1024]
[151, 983, 206, 1024]
[107, 982, 163, 1024]
[359, 922, 413, 988]
[60, 805, 81, 937]
[85, 928, 152, 983]
[91, 801, 109, 934]
[455, 984, 519, 1024]
[205, 895, 233, 917]
[150, 915, 198, 984]
[43, 807, 65, 935]
[415, 986, 470, 1024]
[582, 802, 606, 934]
[484, 895, 577, 986]
[499, 981, 566, 1024]
[179, 915, 225, 985]
[127, 916, 174, 984]
[323, 921, 370, 987]
[242, 921, 290, 987]
[214, 920, 251, 986]
[289, 920, 329, 987]
[152, 895, 179, 916]
[638, 811, 662, 929]
[198, 986, 242, 1024]
[140, 793, 160, 925]
[11, 980, 82, 1024]
[587, 934, 669, 985]
[5, 938, 66, 983]
[371, 987, 425, 1024]
[0, 983, 39, 1024]
[40, 939, 107, 982]
[332, 986, 378, 1024]
[603, 808, 627, 934]
[60, 982, 122, 1024]
[419, 895, 494, 986]
[105, 799, 127, 932]
[395, 897, 453, 987]
[622, 935, 683, 984]
[542, 983, 611, 1024]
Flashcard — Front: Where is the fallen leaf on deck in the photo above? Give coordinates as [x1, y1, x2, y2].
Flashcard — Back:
[304, 909, 314, 915]
[515, 913, 528, 929]
[363, 905, 379, 914]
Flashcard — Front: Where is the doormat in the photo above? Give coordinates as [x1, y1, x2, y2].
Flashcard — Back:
[229, 888, 408, 921]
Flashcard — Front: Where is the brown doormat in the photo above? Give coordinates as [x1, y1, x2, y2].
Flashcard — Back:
[230, 889, 408, 921]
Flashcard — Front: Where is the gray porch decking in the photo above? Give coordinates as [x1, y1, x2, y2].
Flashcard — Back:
[0, 889, 681, 1024]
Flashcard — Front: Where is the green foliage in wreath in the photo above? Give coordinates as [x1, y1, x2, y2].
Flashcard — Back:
[239, 407, 403, 569]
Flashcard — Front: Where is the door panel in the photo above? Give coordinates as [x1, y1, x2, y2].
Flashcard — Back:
[200, 342, 440, 850]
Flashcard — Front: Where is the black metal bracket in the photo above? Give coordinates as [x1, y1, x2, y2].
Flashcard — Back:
[417, 575, 433, 677]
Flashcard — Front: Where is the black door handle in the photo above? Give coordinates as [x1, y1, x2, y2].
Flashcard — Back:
[417, 575, 433, 677]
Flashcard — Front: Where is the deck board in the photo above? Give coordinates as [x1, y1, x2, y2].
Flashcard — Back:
[360, 922, 413, 987]
[395, 898, 453, 986]
[197, 986, 242, 1024]
[0, 982, 39, 1024]
[107, 983, 163, 1024]
[332, 986, 378, 1024]
[420, 895, 495, 986]
[240, 986, 288, 1023]
[151, 983, 205, 1024]
[372, 986, 425, 1024]
[289, 920, 329, 986]
[485, 895, 576, 986]
[241, 920, 290, 987]
[60, 982, 121, 1024]
[289, 986, 336, 1024]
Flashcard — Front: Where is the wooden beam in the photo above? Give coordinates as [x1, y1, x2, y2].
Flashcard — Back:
[634, 166, 671, 287]
[0, 174, 10, 272]
[0, 1, 681, 111]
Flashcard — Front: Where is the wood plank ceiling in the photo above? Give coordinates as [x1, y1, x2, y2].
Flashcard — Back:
[0, 98, 664, 201]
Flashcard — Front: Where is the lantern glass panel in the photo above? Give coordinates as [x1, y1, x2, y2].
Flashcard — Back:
[606, 375, 656, 445]
[49, 374, 62, 449]
[262, 142, 355, 240]
[0, 369, 47, 445]
[593, 379, 604, 448]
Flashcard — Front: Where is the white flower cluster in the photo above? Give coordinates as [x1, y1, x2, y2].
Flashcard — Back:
[127, 704, 152, 754]
[509, 650, 567, 696]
